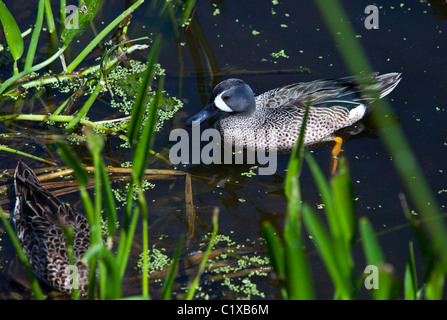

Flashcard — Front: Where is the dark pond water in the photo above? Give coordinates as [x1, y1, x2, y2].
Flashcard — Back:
[0, 0, 446, 299]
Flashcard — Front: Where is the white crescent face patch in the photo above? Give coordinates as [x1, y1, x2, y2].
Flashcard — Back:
[214, 92, 233, 112]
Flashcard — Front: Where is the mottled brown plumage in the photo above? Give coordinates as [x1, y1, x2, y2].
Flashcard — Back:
[12, 161, 90, 296]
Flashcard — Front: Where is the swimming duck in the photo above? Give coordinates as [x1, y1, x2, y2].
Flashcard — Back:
[12, 161, 90, 296]
[187, 73, 401, 172]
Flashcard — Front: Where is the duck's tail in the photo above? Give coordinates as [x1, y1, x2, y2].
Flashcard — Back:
[373, 72, 402, 99]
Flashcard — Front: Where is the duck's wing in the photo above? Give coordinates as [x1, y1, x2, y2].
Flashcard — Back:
[256, 72, 401, 110]
[12, 161, 90, 294]
[13, 161, 88, 233]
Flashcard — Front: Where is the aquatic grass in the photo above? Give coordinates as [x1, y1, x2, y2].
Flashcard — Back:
[0, 1, 24, 74]
[59, 0, 66, 34]
[315, 0, 447, 298]
[262, 0, 447, 300]
[0, 206, 45, 300]
[65, 79, 105, 130]
[65, 0, 144, 72]
[0, 0, 208, 300]
[0, 0, 144, 96]
[314, 0, 447, 266]
[302, 156, 357, 299]
[265, 149, 402, 300]
[161, 234, 184, 300]
[24, 0, 45, 70]
[76, 36, 164, 299]
[112, 35, 163, 299]
[404, 241, 419, 300]
[359, 217, 399, 299]
[185, 208, 219, 300]
[263, 101, 314, 300]
[0, 145, 57, 165]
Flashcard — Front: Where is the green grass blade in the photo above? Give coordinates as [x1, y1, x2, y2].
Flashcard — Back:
[43, 0, 56, 34]
[262, 222, 285, 278]
[59, 0, 67, 34]
[0, 208, 45, 300]
[83, 244, 121, 299]
[305, 153, 356, 293]
[330, 157, 356, 246]
[60, 0, 101, 47]
[0, 1, 24, 73]
[56, 141, 99, 298]
[359, 217, 385, 265]
[66, 79, 104, 130]
[161, 234, 184, 300]
[185, 208, 219, 300]
[99, 160, 117, 237]
[127, 35, 162, 150]
[115, 37, 163, 291]
[24, 0, 45, 70]
[302, 203, 350, 299]
[359, 217, 398, 299]
[404, 241, 418, 300]
[284, 102, 309, 198]
[55, 142, 89, 186]
[181, 0, 196, 25]
[43, 0, 59, 54]
[425, 267, 445, 300]
[283, 207, 314, 300]
[65, 0, 144, 72]
[132, 76, 164, 183]
[304, 152, 337, 235]
[0, 46, 67, 95]
[0, 145, 56, 165]
[262, 222, 289, 299]
[314, 0, 447, 269]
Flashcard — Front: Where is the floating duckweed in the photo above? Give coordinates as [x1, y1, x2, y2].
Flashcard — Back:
[137, 245, 171, 275]
[191, 233, 269, 299]
[108, 60, 183, 133]
[100, 216, 119, 237]
[271, 49, 289, 59]
[112, 179, 156, 205]
[252, 30, 260, 36]
[241, 167, 257, 177]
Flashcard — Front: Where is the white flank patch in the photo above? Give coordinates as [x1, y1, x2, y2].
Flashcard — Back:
[214, 92, 233, 112]
[349, 103, 367, 120]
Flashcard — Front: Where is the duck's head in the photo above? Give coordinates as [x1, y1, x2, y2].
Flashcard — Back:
[186, 79, 256, 126]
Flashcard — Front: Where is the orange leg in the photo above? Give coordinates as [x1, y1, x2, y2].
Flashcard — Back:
[331, 137, 344, 175]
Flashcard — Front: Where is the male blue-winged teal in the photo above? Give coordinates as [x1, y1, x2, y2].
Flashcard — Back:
[187, 72, 401, 171]
[12, 161, 90, 296]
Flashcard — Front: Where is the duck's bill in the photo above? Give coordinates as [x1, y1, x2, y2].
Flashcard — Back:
[186, 103, 218, 126]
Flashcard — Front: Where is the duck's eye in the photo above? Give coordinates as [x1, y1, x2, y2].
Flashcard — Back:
[222, 95, 230, 101]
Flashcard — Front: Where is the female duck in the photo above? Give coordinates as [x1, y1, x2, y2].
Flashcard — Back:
[12, 161, 90, 296]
